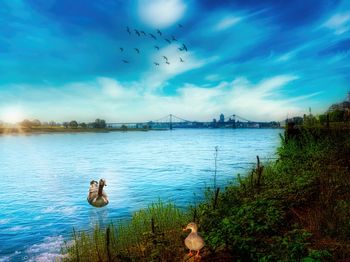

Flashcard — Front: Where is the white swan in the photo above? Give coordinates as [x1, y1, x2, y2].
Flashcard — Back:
[87, 179, 109, 207]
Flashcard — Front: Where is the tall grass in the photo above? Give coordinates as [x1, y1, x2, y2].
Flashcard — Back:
[62, 202, 189, 262]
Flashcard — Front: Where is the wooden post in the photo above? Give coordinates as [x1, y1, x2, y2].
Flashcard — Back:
[151, 217, 155, 234]
[106, 227, 111, 262]
[256, 156, 263, 188]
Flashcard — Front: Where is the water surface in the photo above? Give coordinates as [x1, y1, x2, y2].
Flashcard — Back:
[0, 129, 281, 261]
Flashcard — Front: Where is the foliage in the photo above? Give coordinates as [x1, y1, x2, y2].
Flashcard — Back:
[69, 120, 78, 128]
[91, 119, 107, 128]
[329, 109, 345, 122]
[20, 119, 41, 128]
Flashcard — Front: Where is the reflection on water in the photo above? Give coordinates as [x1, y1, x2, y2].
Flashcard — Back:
[89, 208, 110, 228]
[0, 129, 281, 261]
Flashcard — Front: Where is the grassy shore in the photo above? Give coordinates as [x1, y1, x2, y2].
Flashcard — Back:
[0, 126, 150, 134]
[62, 125, 350, 261]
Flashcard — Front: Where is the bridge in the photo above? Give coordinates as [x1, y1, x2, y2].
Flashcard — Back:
[107, 114, 280, 130]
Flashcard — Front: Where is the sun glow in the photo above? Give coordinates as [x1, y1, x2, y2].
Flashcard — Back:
[1, 107, 24, 124]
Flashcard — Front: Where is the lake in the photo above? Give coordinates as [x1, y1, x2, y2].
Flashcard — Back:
[0, 129, 281, 261]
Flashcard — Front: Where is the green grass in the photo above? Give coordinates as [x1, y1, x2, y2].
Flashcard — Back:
[63, 126, 350, 261]
[62, 202, 189, 261]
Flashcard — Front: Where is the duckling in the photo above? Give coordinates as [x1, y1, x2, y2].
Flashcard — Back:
[87, 179, 109, 207]
[183, 222, 204, 259]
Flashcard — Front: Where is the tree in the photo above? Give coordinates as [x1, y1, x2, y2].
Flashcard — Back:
[92, 119, 106, 128]
[318, 114, 327, 124]
[69, 120, 78, 129]
[79, 122, 87, 128]
[329, 110, 344, 122]
[63, 122, 69, 128]
[20, 119, 32, 128]
[32, 119, 41, 127]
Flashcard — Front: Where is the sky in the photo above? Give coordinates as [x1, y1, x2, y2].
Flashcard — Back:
[0, 0, 350, 123]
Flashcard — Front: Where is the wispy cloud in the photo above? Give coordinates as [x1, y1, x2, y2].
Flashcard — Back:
[215, 16, 242, 31]
[323, 11, 350, 35]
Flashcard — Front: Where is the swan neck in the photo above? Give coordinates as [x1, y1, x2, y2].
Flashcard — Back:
[98, 182, 104, 196]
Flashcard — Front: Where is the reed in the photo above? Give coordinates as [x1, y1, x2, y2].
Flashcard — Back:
[63, 201, 189, 261]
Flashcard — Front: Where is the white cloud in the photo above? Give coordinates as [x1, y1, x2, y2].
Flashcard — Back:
[0, 74, 317, 123]
[215, 16, 242, 31]
[138, 0, 186, 28]
[323, 12, 350, 35]
[99, 77, 137, 98]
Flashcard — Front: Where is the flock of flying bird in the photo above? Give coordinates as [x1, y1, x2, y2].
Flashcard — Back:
[120, 24, 188, 66]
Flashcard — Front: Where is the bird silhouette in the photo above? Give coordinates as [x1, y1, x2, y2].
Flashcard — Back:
[171, 35, 178, 41]
[180, 57, 184, 62]
[140, 30, 146, 36]
[126, 27, 131, 35]
[178, 24, 183, 28]
[165, 38, 171, 44]
[157, 29, 162, 36]
[162, 56, 168, 61]
[149, 33, 157, 40]
[166, 61, 170, 65]
[154, 45, 160, 50]
[120, 47, 124, 52]
[134, 48, 140, 54]
[154, 62, 159, 66]
[134, 29, 141, 36]
[122, 60, 129, 63]
[182, 43, 188, 51]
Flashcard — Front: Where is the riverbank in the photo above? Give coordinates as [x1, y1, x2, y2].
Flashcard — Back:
[0, 126, 150, 134]
[62, 126, 350, 261]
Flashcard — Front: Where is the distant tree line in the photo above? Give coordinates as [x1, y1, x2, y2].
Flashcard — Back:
[319, 109, 350, 123]
[287, 109, 350, 127]
[20, 119, 107, 129]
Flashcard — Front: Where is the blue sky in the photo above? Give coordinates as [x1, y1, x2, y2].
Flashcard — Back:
[0, 0, 350, 123]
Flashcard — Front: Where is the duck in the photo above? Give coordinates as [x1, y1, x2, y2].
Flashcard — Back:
[183, 222, 204, 259]
[87, 179, 109, 207]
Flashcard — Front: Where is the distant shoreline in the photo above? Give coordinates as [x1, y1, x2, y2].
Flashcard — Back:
[0, 126, 284, 135]
[0, 127, 150, 135]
